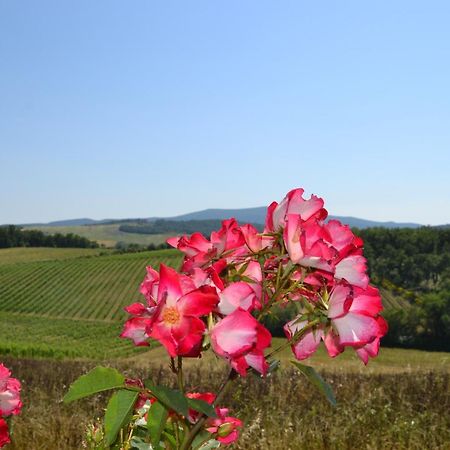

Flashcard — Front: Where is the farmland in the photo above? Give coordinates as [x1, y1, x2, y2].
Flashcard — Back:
[23, 223, 172, 247]
[0, 248, 182, 358]
[0, 247, 110, 265]
[0, 247, 410, 360]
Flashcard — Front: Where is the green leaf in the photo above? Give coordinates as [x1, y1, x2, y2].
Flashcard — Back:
[162, 430, 177, 448]
[4, 416, 13, 437]
[195, 438, 221, 450]
[63, 366, 125, 403]
[200, 441, 221, 450]
[147, 401, 168, 449]
[145, 381, 189, 417]
[191, 430, 220, 449]
[130, 436, 153, 450]
[104, 389, 139, 446]
[187, 398, 217, 418]
[291, 361, 336, 406]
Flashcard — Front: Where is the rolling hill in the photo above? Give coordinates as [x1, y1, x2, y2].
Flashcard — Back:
[0, 247, 408, 360]
[16, 208, 425, 229]
[22, 223, 172, 248]
[0, 248, 182, 359]
[18, 209, 426, 249]
[169, 208, 423, 229]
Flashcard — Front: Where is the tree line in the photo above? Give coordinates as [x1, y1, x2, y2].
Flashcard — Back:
[0, 225, 99, 249]
[261, 226, 450, 351]
[357, 226, 450, 289]
[356, 227, 450, 350]
[119, 219, 263, 236]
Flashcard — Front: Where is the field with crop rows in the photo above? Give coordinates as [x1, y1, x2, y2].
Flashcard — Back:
[0, 247, 408, 360]
[0, 248, 182, 359]
[0, 247, 110, 265]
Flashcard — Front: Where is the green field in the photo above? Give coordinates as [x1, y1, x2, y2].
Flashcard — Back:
[24, 223, 172, 247]
[0, 248, 182, 358]
[0, 247, 110, 265]
[0, 313, 140, 359]
[0, 247, 411, 360]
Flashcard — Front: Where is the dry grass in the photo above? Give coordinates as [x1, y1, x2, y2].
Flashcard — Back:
[129, 338, 450, 375]
[2, 354, 449, 450]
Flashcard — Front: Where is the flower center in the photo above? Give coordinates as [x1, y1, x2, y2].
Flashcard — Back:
[162, 307, 180, 325]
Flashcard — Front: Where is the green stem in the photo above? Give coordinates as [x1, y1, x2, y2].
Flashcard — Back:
[173, 421, 180, 447]
[179, 369, 236, 450]
[177, 356, 184, 393]
[257, 263, 297, 320]
[265, 319, 320, 360]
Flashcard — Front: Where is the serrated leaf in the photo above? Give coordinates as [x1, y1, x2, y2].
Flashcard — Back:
[104, 389, 139, 446]
[145, 382, 188, 417]
[187, 398, 217, 418]
[291, 361, 336, 406]
[63, 366, 125, 403]
[147, 401, 168, 449]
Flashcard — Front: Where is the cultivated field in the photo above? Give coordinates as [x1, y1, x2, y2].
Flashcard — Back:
[0, 247, 110, 265]
[0, 248, 408, 360]
[0, 248, 182, 358]
[23, 223, 171, 247]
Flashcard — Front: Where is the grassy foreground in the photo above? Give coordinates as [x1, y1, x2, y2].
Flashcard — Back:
[3, 356, 449, 450]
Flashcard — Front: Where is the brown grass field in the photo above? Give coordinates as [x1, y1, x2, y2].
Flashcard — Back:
[3, 344, 449, 450]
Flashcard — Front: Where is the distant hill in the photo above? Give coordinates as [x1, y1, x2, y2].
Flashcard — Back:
[168, 208, 423, 229]
[20, 218, 104, 227]
[18, 218, 142, 227]
[13, 208, 428, 229]
[169, 207, 266, 224]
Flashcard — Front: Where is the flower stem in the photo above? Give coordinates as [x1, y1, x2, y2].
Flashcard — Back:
[177, 356, 184, 393]
[265, 319, 320, 359]
[179, 369, 237, 450]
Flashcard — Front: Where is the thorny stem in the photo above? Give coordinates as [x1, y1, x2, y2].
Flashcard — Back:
[179, 369, 237, 450]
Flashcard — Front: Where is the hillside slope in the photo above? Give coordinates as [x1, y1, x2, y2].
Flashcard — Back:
[0, 249, 181, 359]
[0, 247, 407, 359]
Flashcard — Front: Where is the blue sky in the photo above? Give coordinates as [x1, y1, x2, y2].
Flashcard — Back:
[1, 1, 449, 225]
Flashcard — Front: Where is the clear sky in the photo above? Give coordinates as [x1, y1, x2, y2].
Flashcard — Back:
[1, 1, 449, 225]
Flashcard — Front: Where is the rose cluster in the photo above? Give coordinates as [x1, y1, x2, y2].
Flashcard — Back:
[0, 364, 22, 448]
[122, 188, 387, 374]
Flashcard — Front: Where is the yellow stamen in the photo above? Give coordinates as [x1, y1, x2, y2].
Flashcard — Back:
[162, 307, 180, 325]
